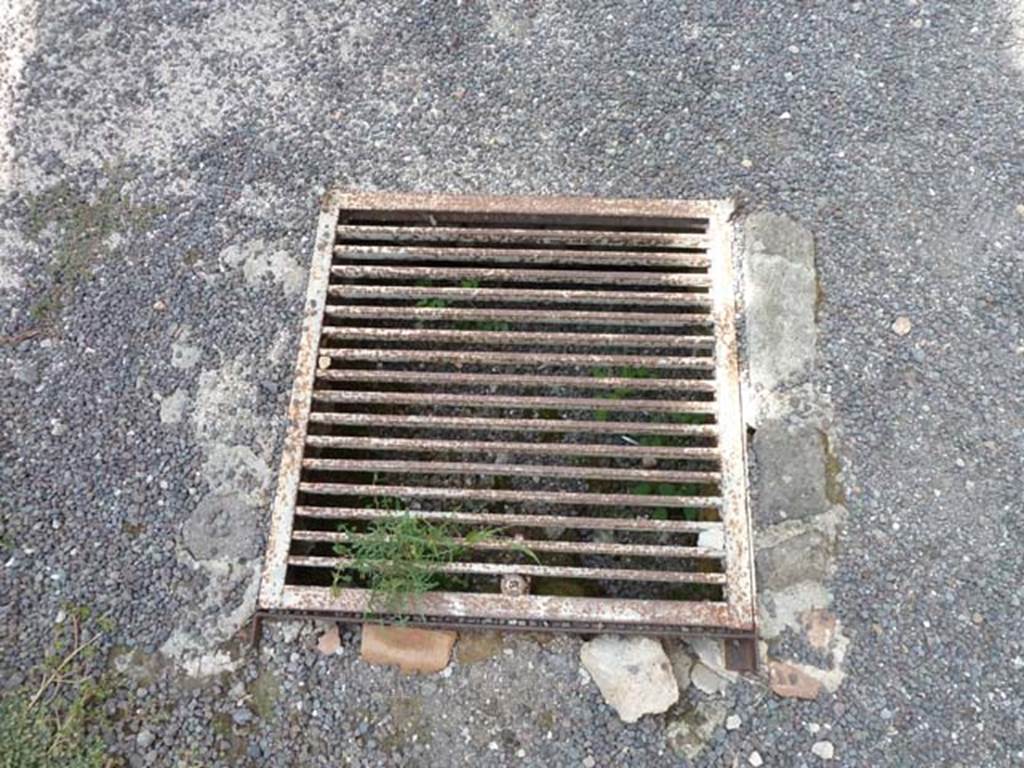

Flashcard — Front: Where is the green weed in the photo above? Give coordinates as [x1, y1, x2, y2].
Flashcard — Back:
[24, 173, 160, 329]
[331, 499, 537, 616]
[0, 605, 115, 768]
[629, 482, 704, 521]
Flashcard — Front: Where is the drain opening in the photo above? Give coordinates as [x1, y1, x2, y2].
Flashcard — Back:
[259, 193, 755, 656]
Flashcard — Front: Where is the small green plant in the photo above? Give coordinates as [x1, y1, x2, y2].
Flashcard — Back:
[331, 499, 537, 615]
[670, 412, 708, 425]
[459, 278, 481, 289]
[0, 605, 115, 768]
[590, 366, 651, 380]
[24, 172, 161, 330]
[416, 297, 448, 309]
[629, 482, 705, 522]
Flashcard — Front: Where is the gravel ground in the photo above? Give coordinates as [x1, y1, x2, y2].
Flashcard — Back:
[2, 1, 1023, 766]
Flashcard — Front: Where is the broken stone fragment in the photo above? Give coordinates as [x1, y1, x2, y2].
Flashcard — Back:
[769, 659, 822, 700]
[579, 635, 678, 723]
[317, 624, 342, 656]
[812, 740, 835, 760]
[665, 641, 694, 693]
[666, 699, 726, 760]
[360, 624, 456, 674]
[685, 637, 738, 695]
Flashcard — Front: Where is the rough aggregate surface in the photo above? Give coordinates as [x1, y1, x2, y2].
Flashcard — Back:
[2, 1, 1023, 766]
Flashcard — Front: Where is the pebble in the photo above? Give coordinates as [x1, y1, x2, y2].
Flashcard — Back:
[749, 751, 764, 767]
[726, 714, 742, 731]
[891, 316, 913, 336]
[812, 741, 835, 760]
[232, 708, 253, 726]
[136, 729, 155, 749]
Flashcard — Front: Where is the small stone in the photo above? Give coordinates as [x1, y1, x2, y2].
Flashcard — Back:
[971, 612, 983, 625]
[278, 621, 305, 644]
[812, 740, 835, 760]
[579, 635, 678, 723]
[769, 660, 822, 700]
[891, 316, 912, 336]
[725, 714, 742, 731]
[232, 708, 253, 725]
[360, 624, 456, 674]
[12, 363, 39, 386]
[690, 662, 731, 695]
[749, 750, 764, 767]
[136, 729, 155, 749]
[583, 758, 596, 768]
[317, 355, 331, 370]
[741, 158, 753, 168]
[152, 299, 167, 311]
[317, 624, 342, 656]
[697, 528, 724, 551]
[49, 419, 66, 437]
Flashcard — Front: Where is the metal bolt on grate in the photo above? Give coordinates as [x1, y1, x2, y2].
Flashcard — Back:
[258, 192, 756, 669]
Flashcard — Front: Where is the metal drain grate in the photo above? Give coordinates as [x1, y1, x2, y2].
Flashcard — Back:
[259, 192, 756, 666]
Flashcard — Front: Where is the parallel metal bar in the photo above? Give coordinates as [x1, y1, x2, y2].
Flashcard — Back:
[318, 347, 716, 369]
[330, 265, 712, 288]
[315, 368, 717, 393]
[291, 530, 723, 559]
[336, 224, 709, 249]
[319, 326, 713, 349]
[307, 412, 719, 439]
[304, 434, 719, 460]
[302, 458, 721, 485]
[289, 555, 727, 585]
[311, 390, 716, 414]
[334, 191, 719, 223]
[323, 305, 713, 327]
[295, 505, 722, 533]
[277, 585, 742, 630]
[299, 482, 721, 509]
[334, 245, 711, 268]
[327, 285, 713, 306]
[257, 190, 339, 611]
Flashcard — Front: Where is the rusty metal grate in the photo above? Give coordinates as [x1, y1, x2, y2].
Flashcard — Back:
[258, 192, 755, 664]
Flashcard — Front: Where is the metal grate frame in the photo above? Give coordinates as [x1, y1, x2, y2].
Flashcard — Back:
[258, 192, 756, 665]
